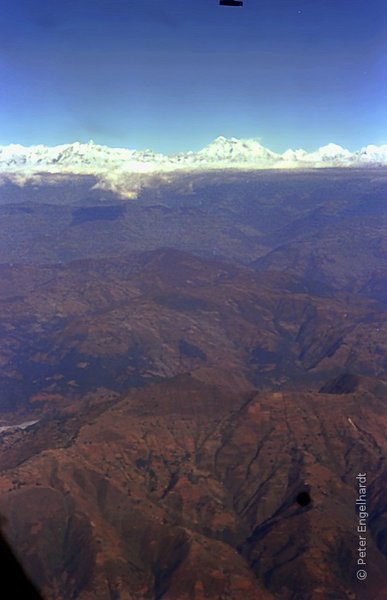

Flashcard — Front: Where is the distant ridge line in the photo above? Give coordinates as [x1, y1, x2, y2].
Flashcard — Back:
[1, 136, 387, 177]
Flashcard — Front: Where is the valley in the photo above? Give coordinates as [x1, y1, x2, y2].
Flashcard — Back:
[0, 170, 386, 599]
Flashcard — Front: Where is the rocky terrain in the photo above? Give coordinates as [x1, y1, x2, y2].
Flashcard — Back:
[0, 170, 386, 598]
[0, 372, 386, 599]
[1, 248, 386, 414]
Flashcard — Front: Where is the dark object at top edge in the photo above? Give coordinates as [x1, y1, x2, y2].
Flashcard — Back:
[219, 0, 243, 6]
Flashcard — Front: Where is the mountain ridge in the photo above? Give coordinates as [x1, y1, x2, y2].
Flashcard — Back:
[2, 137, 387, 179]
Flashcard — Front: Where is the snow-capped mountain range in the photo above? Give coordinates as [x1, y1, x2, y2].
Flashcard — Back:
[1, 136, 387, 178]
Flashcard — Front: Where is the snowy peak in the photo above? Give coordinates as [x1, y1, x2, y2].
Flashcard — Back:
[1, 137, 387, 178]
[318, 143, 352, 156]
[0, 141, 168, 174]
[306, 143, 353, 163]
[357, 144, 387, 163]
[282, 148, 309, 161]
[197, 136, 279, 162]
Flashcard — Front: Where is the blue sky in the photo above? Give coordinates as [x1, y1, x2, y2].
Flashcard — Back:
[1, 0, 386, 153]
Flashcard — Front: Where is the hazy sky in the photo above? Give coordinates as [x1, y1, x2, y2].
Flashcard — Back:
[1, 0, 386, 153]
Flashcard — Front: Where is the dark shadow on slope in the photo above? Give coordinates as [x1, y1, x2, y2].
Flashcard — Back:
[319, 373, 360, 394]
